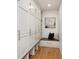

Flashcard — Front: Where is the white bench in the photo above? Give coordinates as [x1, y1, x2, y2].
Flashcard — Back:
[39, 38, 59, 48]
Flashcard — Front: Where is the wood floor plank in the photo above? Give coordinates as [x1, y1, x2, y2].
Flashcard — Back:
[30, 47, 62, 59]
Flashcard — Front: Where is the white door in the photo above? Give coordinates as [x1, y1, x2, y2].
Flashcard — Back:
[18, 6, 29, 38]
[28, 14, 36, 45]
[17, 37, 29, 59]
[17, 6, 30, 59]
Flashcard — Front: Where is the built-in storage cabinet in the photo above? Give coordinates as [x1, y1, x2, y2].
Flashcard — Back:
[17, 37, 29, 59]
[18, 0, 41, 19]
[37, 9, 41, 19]
[28, 0, 36, 16]
[18, 7, 29, 38]
[17, 7, 30, 59]
[18, 0, 31, 11]
[17, 0, 42, 59]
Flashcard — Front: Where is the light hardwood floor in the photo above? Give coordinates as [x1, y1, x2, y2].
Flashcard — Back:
[30, 47, 62, 59]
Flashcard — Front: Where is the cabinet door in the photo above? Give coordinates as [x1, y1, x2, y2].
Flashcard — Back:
[17, 0, 31, 11]
[18, 7, 29, 37]
[35, 7, 41, 19]
[17, 6, 30, 59]
[28, 0, 36, 16]
[17, 37, 29, 59]
[29, 14, 36, 40]
[38, 9, 41, 19]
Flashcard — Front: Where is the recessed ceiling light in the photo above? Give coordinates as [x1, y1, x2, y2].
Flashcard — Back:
[48, 4, 51, 7]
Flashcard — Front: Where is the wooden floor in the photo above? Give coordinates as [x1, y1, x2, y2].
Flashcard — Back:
[30, 47, 62, 59]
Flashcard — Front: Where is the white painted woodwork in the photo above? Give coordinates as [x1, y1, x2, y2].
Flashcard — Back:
[17, 37, 29, 59]
[17, 0, 42, 58]
[40, 40, 59, 48]
[18, 0, 31, 11]
[59, 4, 62, 53]
[23, 53, 29, 59]
[18, 7, 29, 38]
[35, 44, 39, 50]
[29, 47, 36, 55]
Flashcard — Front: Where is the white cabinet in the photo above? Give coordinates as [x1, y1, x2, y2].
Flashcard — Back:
[17, 37, 29, 59]
[18, 0, 31, 11]
[23, 53, 29, 59]
[37, 9, 41, 19]
[17, 0, 42, 59]
[17, 0, 41, 18]
[18, 7, 29, 38]
[28, 0, 36, 16]
[17, 6, 30, 59]
[28, 0, 41, 19]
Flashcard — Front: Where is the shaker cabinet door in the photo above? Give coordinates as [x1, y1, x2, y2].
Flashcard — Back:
[18, 7, 29, 38]
[17, 37, 29, 59]
[18, 0, 31, 11]
[17, 6, 30, 59]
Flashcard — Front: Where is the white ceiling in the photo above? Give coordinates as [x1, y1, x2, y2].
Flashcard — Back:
[34, 0, 61, 11]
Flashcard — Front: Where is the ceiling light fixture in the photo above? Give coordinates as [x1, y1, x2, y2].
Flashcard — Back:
[48, 4, 51, 7]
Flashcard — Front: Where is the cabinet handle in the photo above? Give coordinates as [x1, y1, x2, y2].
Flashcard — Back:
[29, 28, 31, 36]
[28, 2, 31, 10]
[18, 30, 20, 40]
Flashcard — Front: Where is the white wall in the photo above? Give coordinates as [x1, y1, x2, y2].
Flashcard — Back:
[42, 10, 59, 39]
[59, 4, 62, 53]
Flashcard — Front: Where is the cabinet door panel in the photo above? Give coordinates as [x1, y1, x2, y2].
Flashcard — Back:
[29, 15, 36, 40]
[18, 7, 29, 37]
[17, 6, 30, 59]
[18, 0, 31, 11]
[17, 37, 29, 59]
[29, 0, 36, 16]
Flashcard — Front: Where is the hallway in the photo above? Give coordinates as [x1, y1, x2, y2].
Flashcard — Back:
[30, 47, 61, 59]
[17, 0, 62, 59]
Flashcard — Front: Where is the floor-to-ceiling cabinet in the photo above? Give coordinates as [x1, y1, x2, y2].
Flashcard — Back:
[17, 0, 42, 59]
